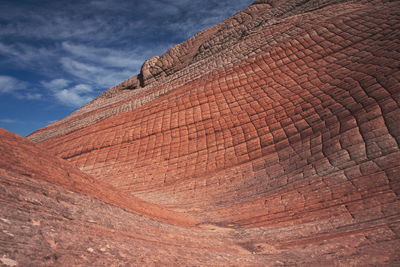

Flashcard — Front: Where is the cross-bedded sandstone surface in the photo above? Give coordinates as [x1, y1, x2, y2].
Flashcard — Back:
[1, 0, 400, 265]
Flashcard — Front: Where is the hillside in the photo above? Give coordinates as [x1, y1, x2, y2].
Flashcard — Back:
[1, 0, 400, 265]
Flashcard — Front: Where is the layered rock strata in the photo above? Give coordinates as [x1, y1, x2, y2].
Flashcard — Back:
[1, 0, 399, 265]
[2, 128, 399, 267]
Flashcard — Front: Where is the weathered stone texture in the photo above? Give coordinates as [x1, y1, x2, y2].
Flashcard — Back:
[2, 0, 400, 265]
[2, 129, 400, 266]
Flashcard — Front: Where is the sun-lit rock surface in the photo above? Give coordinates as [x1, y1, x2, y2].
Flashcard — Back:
[2, 128, 400, 265]
[2, 0, 400, 265]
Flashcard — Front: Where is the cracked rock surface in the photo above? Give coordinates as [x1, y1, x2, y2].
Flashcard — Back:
[1, 0, 400, 265]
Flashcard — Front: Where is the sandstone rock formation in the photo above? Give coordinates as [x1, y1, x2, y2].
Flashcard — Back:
[1, 0, 400, 265]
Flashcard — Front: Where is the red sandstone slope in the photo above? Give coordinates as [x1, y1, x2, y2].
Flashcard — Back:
[0, 129, 262, 265]
[2, 0, 399, 265]
[2, 128, 400, 266]
[0, 129, 197, 226]
[30, 0, 400, 223]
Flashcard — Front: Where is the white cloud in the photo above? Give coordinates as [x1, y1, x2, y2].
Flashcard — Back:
[0, 75, 43, 101]
[0, 0, 254, 113]
[0, 42, 56, 69]
[62, 42, 143, 68]
[58, 42, 167, 90]
[54, 88, 93, 107]
[60, 57, 133, 88]
[0, 75, 26, 94]
[0, 11, 113, 42]
[41, 78, 70, 90]
[60, 57, 102, 78]
[42, 79, 94, 107]
[72, 84, 93, 93]
[25, 93, 42, 100]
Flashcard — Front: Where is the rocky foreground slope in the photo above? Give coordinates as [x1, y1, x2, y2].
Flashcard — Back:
[1, 0, 400, 265]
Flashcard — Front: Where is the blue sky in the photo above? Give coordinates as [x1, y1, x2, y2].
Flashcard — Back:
[0, 0, 253, 136]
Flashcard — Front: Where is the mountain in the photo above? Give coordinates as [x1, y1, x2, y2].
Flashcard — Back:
[2, 0, 400, 265]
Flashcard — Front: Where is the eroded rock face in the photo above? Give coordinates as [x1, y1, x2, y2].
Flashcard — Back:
[2, 128, 400, 265]
[2, 0, 400, 265]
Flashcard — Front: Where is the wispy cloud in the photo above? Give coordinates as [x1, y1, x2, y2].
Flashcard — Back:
[59, 57, 131, 88]
[0, 42, 57, 70]
[54, 88, 93, 107]
[62, 42, 143, 68]
[140, 0, 251, 38]
[41, 79, 70, 90]
[42, 79, 94, 107]
[0, 75, 44, 101]
[0, 0, 253, 134]
[0, 75, 26, 94]
[0, 5, 118, 42]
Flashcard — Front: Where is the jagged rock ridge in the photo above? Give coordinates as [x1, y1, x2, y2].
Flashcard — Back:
[1, 0, 400, 265]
